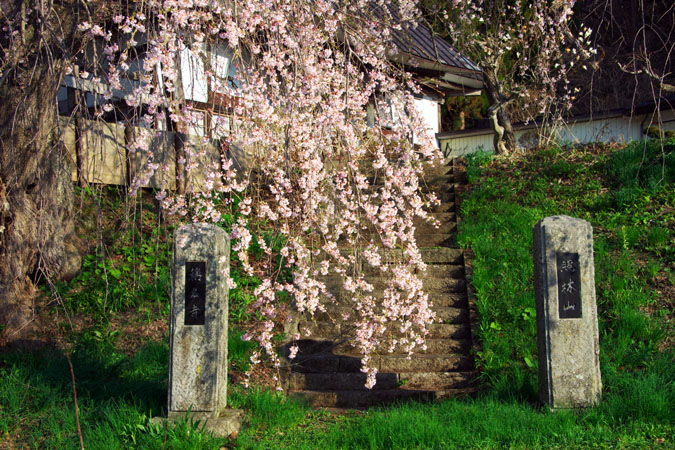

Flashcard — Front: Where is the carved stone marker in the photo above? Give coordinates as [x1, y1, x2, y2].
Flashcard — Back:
[156, 223, 241, 436]
[533, 215, 601, 409]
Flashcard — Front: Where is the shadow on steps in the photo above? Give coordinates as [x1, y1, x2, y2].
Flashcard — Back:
[279, 339, 477, 408]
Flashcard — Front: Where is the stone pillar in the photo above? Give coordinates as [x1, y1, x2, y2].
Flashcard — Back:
[533, 215, 601, 409]
[163, 223, 241, 436]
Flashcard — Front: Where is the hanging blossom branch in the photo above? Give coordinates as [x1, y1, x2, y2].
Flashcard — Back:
[77, 0, 443, 389]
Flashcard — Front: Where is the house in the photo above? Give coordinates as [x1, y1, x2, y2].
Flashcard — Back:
[56, 11, 483, 190]
[369, 11, 483, 147]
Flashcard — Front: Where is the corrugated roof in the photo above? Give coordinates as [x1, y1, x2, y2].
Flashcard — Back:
[394, 23, 481, 73]
[375, 4, 481, 75]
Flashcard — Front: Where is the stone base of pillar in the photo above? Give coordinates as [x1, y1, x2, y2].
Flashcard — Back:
[152, 409, 243, 438]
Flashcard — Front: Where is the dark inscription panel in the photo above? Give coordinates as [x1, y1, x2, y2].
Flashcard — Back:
[185, 261, 206, 325]
[556, 252, 582, 319]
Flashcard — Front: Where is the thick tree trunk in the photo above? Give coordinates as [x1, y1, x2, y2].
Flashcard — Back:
[484, 72, 517, 155]
[0, 1, 86, 342]
[0, 64, 77, 341]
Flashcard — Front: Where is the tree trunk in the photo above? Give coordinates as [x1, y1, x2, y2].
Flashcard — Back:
[0, 64, 77, 341]
[484, 72, 517, 155]
[0, 1, 85, 342]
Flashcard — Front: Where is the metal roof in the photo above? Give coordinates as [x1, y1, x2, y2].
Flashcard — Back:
[391, 24, 481, 74]
[377, 5, 481, 75]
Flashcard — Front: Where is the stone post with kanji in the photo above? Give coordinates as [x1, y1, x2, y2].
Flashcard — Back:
[162, 223, 241, 436]
[533, 215, 602, 409]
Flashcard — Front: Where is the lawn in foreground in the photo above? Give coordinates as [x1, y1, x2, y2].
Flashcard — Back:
[1, 345, 672, 449]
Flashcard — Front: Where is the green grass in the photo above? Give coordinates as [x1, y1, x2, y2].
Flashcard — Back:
[608, 139, 675, 198]
[2, 345, 673, 449]
[226, 362, 675, 449]
[0, 346, 221, 448]
[0, 326, 257, 449]
[457, 141, 674, 399]
[46, 188, 173, 319]
[3, 140, 673, 448]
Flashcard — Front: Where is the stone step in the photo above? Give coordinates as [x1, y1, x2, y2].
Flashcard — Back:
[419, 191, 455, 208]
[285, 370, 476, 391]
[420, 248, 463, 264]
[311, 306, 469, 325]
[431, 199, 455, 213]
[289, 389, 433, 408]
[368, 183, 454, 197]
[286, 372, 401, 391]
[296, 321, 472, 340]
[360, 190, 454, 208]
[422, 174, 456, 190]
[288, 387, 476, 408]
[330, 337, 472, 356]
[366, 164, 453, 179]
[320, 276, 466, 295]
[423, 161, 453, 177]
[414, 218, 457, 236]
[352, 247, 463, 264]
[379, 354, 474, 373]
[415, 233, 456, 247]
[421, 276, 466, 293]
[368, 172, 455, 186]
[289, 353, 473, 374]
[355, 161, 454, 177]
[428, 291, 468, 308]
[323, 289, 468, 308]
[281, 159, 477, 410]
[286, 337, 472, 357]
[359, 262, 462, 277]
[342, 214, 457, 241]
[319, 267, 467, 292]
[415, 212, 457, 225]
[331, 247, 462, 262]
[399, 371, 477, 390]
[422, 264, 465, 279]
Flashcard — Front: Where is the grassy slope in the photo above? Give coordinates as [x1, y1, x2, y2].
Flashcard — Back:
[1, 141, 674, 449]
[458, 140, 674, 398]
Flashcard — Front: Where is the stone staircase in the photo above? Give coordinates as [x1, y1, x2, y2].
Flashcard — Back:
[281, 159, 477, 408]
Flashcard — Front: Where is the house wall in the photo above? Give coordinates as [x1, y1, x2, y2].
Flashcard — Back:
[365, 95, 441, 148]
[59, 118, 127, 185]
[439, 113, 672, 158]
[663, 109, 675, 130]
[645, 108, 675, 132]
[554, 116, 643, 144]
[440, 132, 494, 157]
[413, 96, 440, 148]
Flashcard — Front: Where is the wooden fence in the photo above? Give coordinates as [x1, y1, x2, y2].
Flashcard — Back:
[58, 117, 221, 191]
